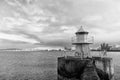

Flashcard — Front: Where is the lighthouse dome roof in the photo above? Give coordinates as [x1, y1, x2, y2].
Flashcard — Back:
[76, 26, 88, 34]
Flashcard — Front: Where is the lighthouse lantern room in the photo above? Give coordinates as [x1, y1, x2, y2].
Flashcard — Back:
[72, 26, 94, 59]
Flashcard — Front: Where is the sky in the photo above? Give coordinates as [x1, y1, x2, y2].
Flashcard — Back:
[0, 0, 120, 49]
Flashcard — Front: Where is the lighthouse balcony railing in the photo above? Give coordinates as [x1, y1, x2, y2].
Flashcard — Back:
[72, 36, 94, 44]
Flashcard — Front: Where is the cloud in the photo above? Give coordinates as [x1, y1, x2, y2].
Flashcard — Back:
[1, 0, 120, 48]
[82, 15, 103, 23]
[17, 31, 42, 42]
[61, 26, 78, 34]
[0, 32, 38, 43]
[0, 17, 45, 43]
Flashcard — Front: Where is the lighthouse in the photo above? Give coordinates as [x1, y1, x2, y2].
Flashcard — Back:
[72, 26, 94, 59]
[58, 26, 114, 80]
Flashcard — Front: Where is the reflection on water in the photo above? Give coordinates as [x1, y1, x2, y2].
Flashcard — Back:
[0, 51, 119, 80]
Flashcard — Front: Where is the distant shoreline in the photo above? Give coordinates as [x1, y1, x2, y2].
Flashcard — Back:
[91, 50, 120, 52]
[0, 49, 120, 52]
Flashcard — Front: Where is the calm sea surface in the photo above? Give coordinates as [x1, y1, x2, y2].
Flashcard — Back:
[0, 51, 119, 80]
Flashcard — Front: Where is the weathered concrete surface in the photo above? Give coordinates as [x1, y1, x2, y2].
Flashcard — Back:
[58, 56, 89, 79]
[81, 61, 100, 80]
[58, 56, 110, 80]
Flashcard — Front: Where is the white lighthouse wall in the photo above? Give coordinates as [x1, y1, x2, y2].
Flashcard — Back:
[75, 44, 90, 58]
[76, 34, 88, 42]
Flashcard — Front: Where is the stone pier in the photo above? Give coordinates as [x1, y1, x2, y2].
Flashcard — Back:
[58, 56, 111, 80]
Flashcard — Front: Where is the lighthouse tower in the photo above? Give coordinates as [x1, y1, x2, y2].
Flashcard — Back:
[72, 26, 93, 59]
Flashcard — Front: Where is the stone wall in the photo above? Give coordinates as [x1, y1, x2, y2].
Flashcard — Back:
[58, 56, 110, 80]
